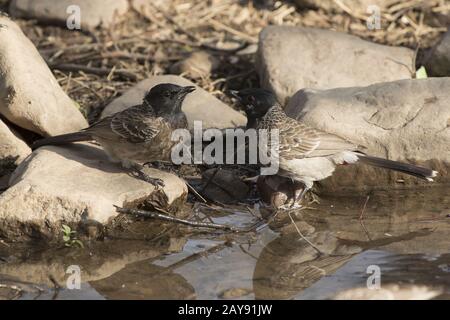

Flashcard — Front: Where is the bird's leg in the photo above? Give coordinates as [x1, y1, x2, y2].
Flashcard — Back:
[292, 184, 310, 207]
[308, 190, 321, 205]
[287, 178, 308, 208]
[126, 162, 165, 189]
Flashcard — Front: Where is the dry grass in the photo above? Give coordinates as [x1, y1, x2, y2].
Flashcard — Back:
[1, 0, 449, 122]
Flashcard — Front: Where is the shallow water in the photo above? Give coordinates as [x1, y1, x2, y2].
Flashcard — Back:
[0, 187, 449, 300]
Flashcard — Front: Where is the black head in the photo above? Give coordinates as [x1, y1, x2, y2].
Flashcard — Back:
[144, 83, 196, 115]
[230, 88, 279, 128]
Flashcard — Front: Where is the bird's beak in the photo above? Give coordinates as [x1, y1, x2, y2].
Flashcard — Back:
[181, 86, 196, 94]
[229, 90, 242, 101]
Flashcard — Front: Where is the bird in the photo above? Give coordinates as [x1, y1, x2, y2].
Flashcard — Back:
[32, 83, 196, 187]
[231, 88, 438, 205]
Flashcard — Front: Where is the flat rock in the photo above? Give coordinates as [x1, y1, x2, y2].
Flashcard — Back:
[0, 16, 88, 137]
[0, 119, 31, 175]
[101, 75, 247, 129]
[257, 26, 414, 103]
[285, 78, 450, 191]
[0, 143, 187, 240]
[9, 0, 129, 29]
[425, 29, 450, 76]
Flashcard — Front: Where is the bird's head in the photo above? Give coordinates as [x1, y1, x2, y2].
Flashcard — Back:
[230, 88, 279, 128]
[143, 83, 196, 115]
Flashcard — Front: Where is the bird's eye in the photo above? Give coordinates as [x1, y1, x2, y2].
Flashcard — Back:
[247, 96, 256, 103]
[164, 91, 172, 97]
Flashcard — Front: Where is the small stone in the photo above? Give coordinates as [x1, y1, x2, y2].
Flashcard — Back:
[257, 175, 304, 208]
[170, 51, 219, 79]
[333, 284, 442, 300]
[220, 287, 252, 299]
[202, 169, 249, 204]
[9, 0, 129, 29]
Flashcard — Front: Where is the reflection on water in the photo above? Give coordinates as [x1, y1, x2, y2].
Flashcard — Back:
[0, 187, 449, 299]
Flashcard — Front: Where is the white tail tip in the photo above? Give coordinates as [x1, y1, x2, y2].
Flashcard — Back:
[426, 170, 438, 182]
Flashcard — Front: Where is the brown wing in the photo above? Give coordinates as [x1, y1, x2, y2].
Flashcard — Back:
[277, 116, 358, 160]
[86, 105, 164, 143]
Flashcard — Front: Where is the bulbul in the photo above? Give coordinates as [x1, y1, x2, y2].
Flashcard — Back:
[232, 88, 438, 204]
[32, 83, 196, 187]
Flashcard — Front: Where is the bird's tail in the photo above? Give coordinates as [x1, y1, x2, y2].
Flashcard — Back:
[32, 132, 92, 150]
[356, 153, 438, 182]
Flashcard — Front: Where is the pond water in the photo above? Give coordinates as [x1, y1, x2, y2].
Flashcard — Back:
[0, 187, 449, 300]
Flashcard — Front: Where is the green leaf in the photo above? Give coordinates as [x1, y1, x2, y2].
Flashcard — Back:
[73, 240, 84, 248]
[415, 66, 428, 79]
[63, 235, 70, 242]
[62, 224, 71, 234]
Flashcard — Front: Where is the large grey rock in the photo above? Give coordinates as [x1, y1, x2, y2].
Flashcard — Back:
[257, 26, 414, 104]
[425, 29, 450, 76]
[0, 16, 88, 137]
[285, 78, 450, 191]
[0, 119, 31, 175]
[101, 75, 247, 129]
[9, 0, 129, 29]
[0, 143, 187, 240]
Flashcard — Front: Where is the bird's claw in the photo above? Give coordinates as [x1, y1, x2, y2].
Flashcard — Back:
[145, 177, 165, 189]
[131, 170, 165, 189]
[281, 203, 303, 210]
[142, 175, 165, 190]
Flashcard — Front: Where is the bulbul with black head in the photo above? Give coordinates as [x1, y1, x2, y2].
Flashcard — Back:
[231, 88, 438, 205]
[32, 83, 196, 187]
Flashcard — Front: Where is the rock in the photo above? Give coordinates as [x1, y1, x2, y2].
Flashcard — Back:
[285, 78, 450, 191]
[0, 119, 31, 176]
[257, 175, 304, 208]
[333, 284, 442, 300]
[0, 143, 187, 240]
[201, 168, 249, 204]
[294, 0, 392, 13]
[425, 29, 450, 76]
[219, 287, 252, 299]
[9, 0, 129, 29]
[170, 51, 219, 79]
[257, 26, 414, 104]
[101, 75, 247, 129]
[0, 16, 88, 137]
